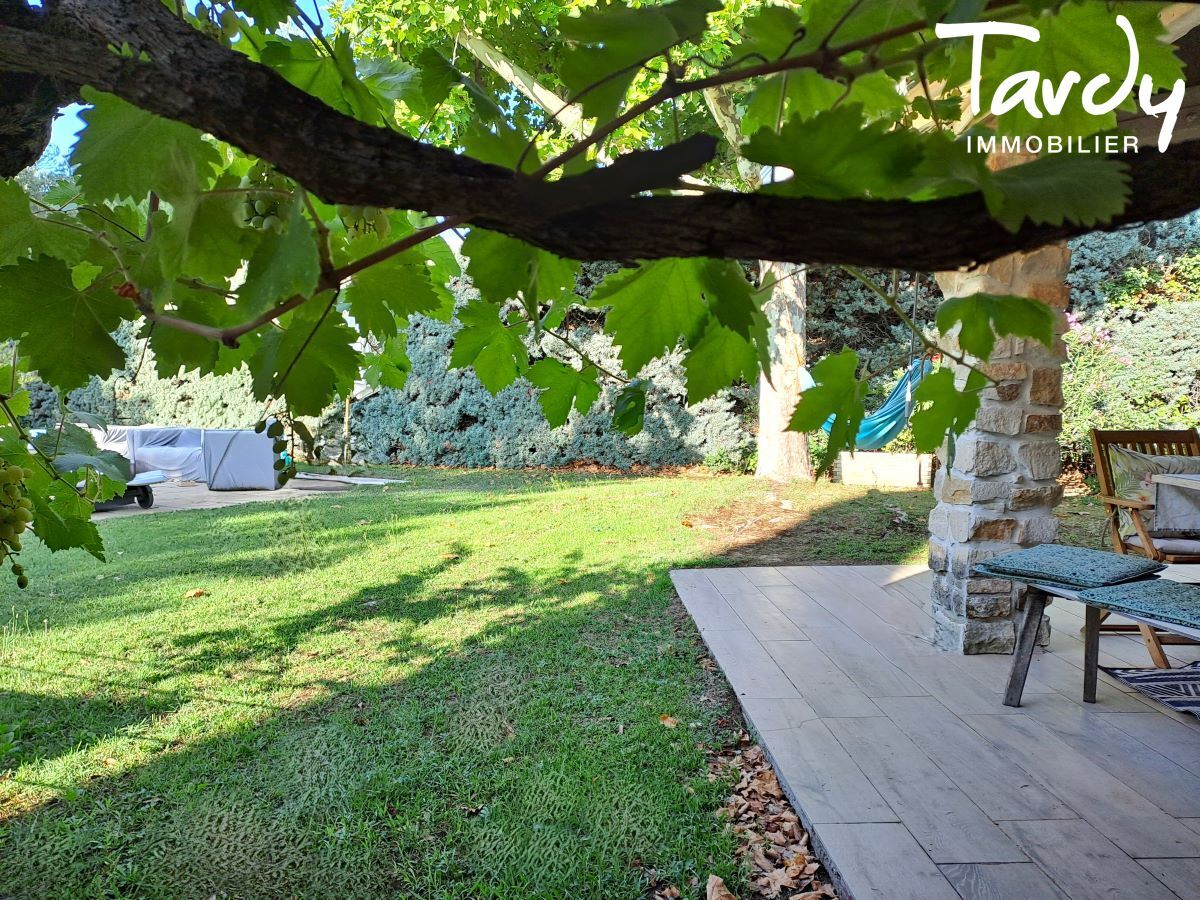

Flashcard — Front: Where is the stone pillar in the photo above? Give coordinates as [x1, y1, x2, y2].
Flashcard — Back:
[927, 245, 1070, 653]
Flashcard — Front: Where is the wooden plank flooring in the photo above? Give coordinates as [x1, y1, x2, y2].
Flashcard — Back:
[672, 564, 1200, 900]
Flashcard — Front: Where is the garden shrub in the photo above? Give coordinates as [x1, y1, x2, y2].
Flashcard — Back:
[329, 306, 755, 470]
[23, 324, 263, 431]
[1060, 213, 1200, 462]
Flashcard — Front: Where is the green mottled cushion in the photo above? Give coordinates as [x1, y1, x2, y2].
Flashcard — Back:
[973, 544, 1165, 590]
[1108, 446, 1200, 536]
[1080, 580, 1200, 630]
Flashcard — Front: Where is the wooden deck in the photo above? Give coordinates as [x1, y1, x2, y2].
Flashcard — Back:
[672, 564, 1200, 900]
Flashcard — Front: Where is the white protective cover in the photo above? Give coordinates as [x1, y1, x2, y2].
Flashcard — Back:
[125, 427, 207, 481]
[202, 429, 280, 490]
[89, 425, 136, 456]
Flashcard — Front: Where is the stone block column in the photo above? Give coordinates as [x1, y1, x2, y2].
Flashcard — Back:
[928, 245, 1070, 653]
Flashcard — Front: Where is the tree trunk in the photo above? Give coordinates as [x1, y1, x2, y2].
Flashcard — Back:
[755, 261, 812, 481]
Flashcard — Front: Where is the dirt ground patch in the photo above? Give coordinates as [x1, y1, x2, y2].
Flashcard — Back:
[688, 479, 1110, 567]
[689, 481, 936, 567]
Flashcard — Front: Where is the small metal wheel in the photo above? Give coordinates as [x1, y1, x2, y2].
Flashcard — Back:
[136, 487, 154, 509]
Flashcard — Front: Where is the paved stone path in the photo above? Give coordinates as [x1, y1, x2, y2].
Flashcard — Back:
[95, 479, 349, 518]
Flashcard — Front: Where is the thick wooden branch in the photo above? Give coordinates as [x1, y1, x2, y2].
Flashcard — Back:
[2, 0, 1200, 271]
[0, 3, 75, 175]
[473, 141, 1200, 269]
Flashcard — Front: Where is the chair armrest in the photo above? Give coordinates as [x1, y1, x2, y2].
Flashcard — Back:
[1098, 495, 1154, 510]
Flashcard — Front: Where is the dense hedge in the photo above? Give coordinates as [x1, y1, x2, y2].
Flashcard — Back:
[24, 323, 263, 431]
[325, 284, 754, 469]
[1061, 214, 1200, 461]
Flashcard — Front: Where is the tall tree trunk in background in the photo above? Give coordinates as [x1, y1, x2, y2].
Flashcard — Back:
[755, 261, 812, 481]
[702, 89, 812, 481]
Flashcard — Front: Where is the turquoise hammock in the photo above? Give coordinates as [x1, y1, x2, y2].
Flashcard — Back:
[799, 357, 934, 451]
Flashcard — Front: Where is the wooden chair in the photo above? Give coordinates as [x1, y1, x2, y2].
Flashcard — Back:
[1091, 428, 1200, 666]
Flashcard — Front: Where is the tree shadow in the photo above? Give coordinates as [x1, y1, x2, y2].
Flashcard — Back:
[0, 551, 739, 898]
[692, 483, 936, 567]
[18, 488, 540, 630]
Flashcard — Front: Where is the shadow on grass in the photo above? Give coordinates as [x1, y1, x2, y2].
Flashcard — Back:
[694, 482, 937, 567]
[20, 491, 540, 630]
[0, 552, 739, 898]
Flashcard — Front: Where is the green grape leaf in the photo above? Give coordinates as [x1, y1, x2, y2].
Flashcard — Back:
[346, 259, 441, 339]
[411, 48, 504, 122]
[742, 70, 906, 135]
[22, 466, 105, 559]
[449, 302, 530, 394]
[146, 288, 242, 376]
[170, 188, 259, 284]
[588, 258, 712, 376]
[408, 215, 461, 283]
[0, 257, 125, 391]
[238, 201, 320, 314]
[363, 335, 411, 391]
[462, 120, 540, 174]
[788, 348, 867, 471]
[462, 228, 578, 310]
[250, 298, 359, 416]
[261, 34, 389, 126]
[527, 358, 601, 427]
[559, 0, 721, 121]
[612, 380, 649, 436]
[0, 179, 37, 266]
[5, 389, 30, 418]
[233, 0, 294, 30]
[910, 368, 986, 453]
[800, 0, 925, 52]
[935, 292, 1056, 360]
[683, 321, 759, 405]
[357, 57, 422, 105]
[72, 89, 220, 202]
[745, 106, 925, 200]
[734, 5, 805, 64]
[985, 154, 1131, 233]
[33, 423, 131, 484]
[0, 179, 90, 265]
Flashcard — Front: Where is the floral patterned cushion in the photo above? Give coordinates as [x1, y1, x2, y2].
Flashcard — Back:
[1108, 447, 1200, 537]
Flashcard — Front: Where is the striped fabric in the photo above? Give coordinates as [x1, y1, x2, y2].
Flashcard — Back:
[1101, 661, 1200, 718]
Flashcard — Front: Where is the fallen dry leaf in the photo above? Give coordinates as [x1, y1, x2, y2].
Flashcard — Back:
[711, 739, 837, 899]
[706, 874, 739, 900]
[440, 553, 460, 560]
[659, 715, 679, 728]
[682, 519, 694, 528]
[183, 589, 208, 599]
[756, 868, 798, 898]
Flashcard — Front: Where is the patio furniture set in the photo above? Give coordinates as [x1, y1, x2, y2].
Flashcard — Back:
[89, 423, 284, 510]
[1001, 428, 1200, 708]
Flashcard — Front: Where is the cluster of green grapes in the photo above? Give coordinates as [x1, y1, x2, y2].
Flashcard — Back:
[190, 2, 240, 45]
[338, 205, 391, 238]
[254, 420, 298, 485]
[0, 462, 34, 589]
[240, 166, 291, 232]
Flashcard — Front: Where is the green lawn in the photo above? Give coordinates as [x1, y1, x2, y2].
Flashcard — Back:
[0, 469, 1100, 897]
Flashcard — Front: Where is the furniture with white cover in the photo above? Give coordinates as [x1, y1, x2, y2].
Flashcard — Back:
[201, 429, 280, 490]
